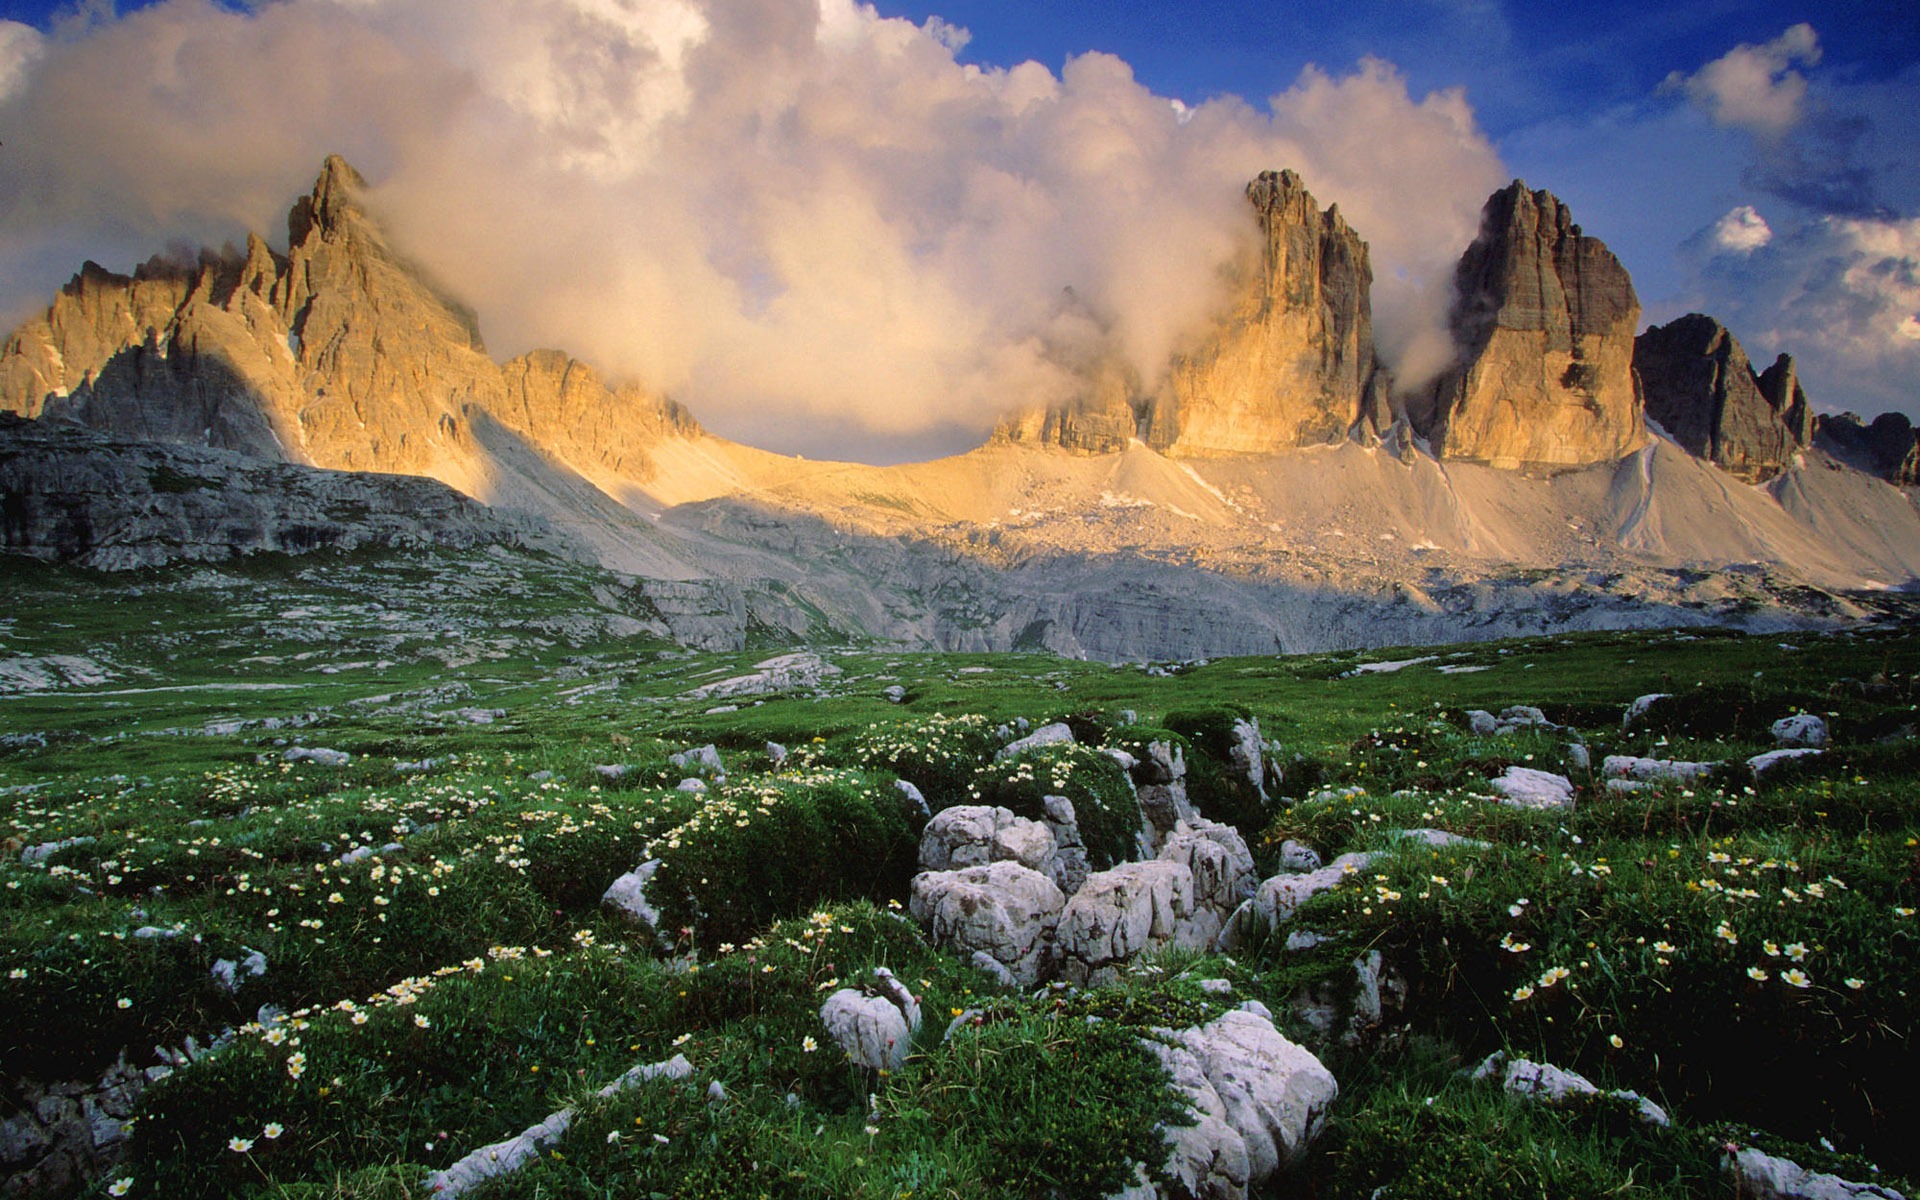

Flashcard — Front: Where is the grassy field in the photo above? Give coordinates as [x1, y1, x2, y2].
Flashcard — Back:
[2, 550, 1917, 1198]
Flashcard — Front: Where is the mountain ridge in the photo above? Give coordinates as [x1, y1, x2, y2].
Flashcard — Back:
[4, 156, 1920, 659]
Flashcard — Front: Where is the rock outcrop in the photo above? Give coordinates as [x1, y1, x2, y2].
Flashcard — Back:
[1417, 182, 1644, 467]
[0, 155, 698, 501]
[1635, 314, 1812, 482]
[1815, 411, 1920, 485]
[0, 413, 556, 570]
[1000, 169, 1390, 456]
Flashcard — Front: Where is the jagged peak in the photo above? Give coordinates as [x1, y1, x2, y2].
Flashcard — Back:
[288, 154, 372, 248]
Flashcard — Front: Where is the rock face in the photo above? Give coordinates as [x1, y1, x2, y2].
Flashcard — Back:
[0, 413, 555, 570]
[1418, 182, 1644, 467]
[1815, 411, 1920, 485]
[0, 155, 698, 499]
[1000, 169, 1389, 456]
[908, 861, 1065, 987]
[1636, 314, 1812, 482]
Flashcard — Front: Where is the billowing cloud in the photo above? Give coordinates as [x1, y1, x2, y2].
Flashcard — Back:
[1668, 22, 1820, 136]
[1684, 211, 1920, 419]
[0, 0, 1507, 461]
[1710, 205, 1773, 254]
[0, 19, 43, 103]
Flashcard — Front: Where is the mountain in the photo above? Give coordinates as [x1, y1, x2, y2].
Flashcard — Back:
[998, 170, 1389, 455]
[1814, 411, 1920, 486]
[1634, 314, 1813, 483]
[4, 157, 1920, 658]
[1413, 182, 1645, 468]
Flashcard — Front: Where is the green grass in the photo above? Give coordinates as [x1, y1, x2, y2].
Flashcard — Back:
[3, 549, 1918, 1197]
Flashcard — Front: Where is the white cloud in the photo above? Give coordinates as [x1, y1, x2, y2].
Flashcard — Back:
[0, 20, 44, 104]
[1710, 205, 1773, 254]
[1685, 211, 1920, 419]
[1668, 22, 1820, 136]
[0, 0, 1507, 460]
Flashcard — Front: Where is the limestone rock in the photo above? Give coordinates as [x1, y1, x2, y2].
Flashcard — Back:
[1602, 755, 1717, 784]
[1815, 411, 1920, 485]
[1723, 1146, 1907, 1200]
[1219, 852, 1375, 950]
[994, 721, 1074, 761]
[908, 861, 1064, 987]
[1156, 818, 1258, 946]
[1472, 1052, 1668, 1126]
[0, 415, 554, 571]
[1772, 713, 1830, 747]
[1058, 860, 1197, 985]
[1001, 169, 1390, 456]
[1144, 170, 1390, 454]
[602, 861, 668, 945]
[1148, 1008, 1338, 1197]
[1487, 766, 1575, 810]
[1418, 182, 1644, 468]
[917, 805, 1059, 879]
[1636, 314, 1811, 482]
[820, 968, 921, 1072]
[684, 653, 840, 700]
[1749, 747, 1823, 776]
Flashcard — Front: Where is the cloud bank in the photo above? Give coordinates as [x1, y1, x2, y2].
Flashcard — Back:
[0, 0, 1506, 461]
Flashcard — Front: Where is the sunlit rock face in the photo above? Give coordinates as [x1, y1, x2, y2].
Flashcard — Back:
[0, 156, 696, 490]
[1636, 313, 1813, 484]
[999, 169, 1390, 457]
[1415, 182, 1645, 469]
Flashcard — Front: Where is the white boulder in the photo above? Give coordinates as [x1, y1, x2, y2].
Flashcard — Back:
[1058, 860, 1196, 985]
[909, 861, 1065, 987]
[820, 967, 921, 1072]
[1771, 714, 1831, 748]
[1488, 766, 1575, 810]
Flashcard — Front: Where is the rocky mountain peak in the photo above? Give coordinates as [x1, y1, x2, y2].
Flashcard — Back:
[1414, 181, 1644, 468]
[288, 154, 372, 248]
[1634, 313, 1811, 483]
[999, 167, 1388, 457]
[1815, 411, 1920, 485]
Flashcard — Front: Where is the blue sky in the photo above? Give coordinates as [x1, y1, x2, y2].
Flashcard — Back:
[1, 0, 1917, 454]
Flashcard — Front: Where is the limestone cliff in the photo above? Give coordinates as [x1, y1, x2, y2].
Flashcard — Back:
[0, 412, 560, 570]
[0, 156, 697, 493]
[1634, 314, 1812, 483]
[999, 169, 1389, 456]
[1815, 411, 1920, 485]
[1418, 182, 1644, 468]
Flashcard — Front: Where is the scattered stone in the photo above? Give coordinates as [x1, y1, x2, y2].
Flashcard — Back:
[602, 861, 668, 946]
[1772, 714, 1831, 748]
[675, 778, 707, 793]
[209, 950, 268, 993]
[1391, 827, 1490, 850]
[19, 836, 95, 865]
[820, 968, 922, 1072]
[1723, 1145, 1907, 1200]
[1623, 693, 1672, 729]
[591, 764, 630, 782]
[1488, 766, 1575, 810]
[894, 779, 930, 819]
[426, 1056, 692, 1197]
[883, 685, 907, 703]
[765, 741, 788, 768]
[394, 758, 440, 773]
[1469, 709, 1501, 735]
[1041, 795, 1091, 895]
[1292, 949, 1405, 1047]
[1566, 743, 1591, 771]
[0, 1053, 147, 1194]
[1228, 716, 1268, 799]
[1277, 839, 1323, 873]
[336, 842, 402, 866]
[669, 744, 726, 778]
[1472, 1052, 1668, 1126]
[910, 861, 1065, 987]
[284, 747, 350, 767]
[1750, 748, 1824, 776]
[1602, 755, 1717, 784]
[994, 722, 1075, 762]
[685, 652, 841, 700]
[1220, 852, 1376, 950]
